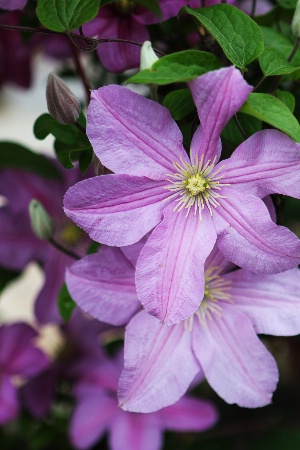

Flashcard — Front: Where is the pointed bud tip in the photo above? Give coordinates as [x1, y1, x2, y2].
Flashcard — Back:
[292, 0, 300, 37]
[140, 41, 159, 71]
[29, 199, 55, 240]
[46, 73, 81, 125]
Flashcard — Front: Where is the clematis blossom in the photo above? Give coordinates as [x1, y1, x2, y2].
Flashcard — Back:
[64, 66, 300, 326]
[0, 323, 49, 423]
[66, 242, 300, 412]
[69, 351, 218, 450]
[0, 164, 91, 323]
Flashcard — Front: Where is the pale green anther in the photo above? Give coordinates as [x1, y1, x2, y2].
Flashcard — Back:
[140, 41, 159, 71]
[46, 73, 81, 125]
[292, 0, 300, 38]
[29, 199, 55, 240]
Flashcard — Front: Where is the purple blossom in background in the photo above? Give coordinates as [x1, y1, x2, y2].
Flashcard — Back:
[0, 0, 27, 10]
[64, 66, 300, 326]
[0, 12, 31, 89]
[21, 309, 108, 418]
[0, 323, 49, 423]
[67, 241, 300, 411]
[83, 0, 187, 72]
[69, 351, 218, 450]
[0, 164, 90, 323]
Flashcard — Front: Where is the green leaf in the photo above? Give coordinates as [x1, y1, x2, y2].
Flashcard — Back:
[135, 0, 161, 17]
[0, 142, 61, 179]
[36, 0, 100, 32]
[183, 5, 264, 69]
[79, 148, 93, 173]
[276, 0, 297, 9]
[276, 89, 295, 112]
[259, 46, 300, 76]
[253, 431, 300, 450]
[163, 89, 195, 120]
[34, 114, 79, 144]
[127, 50, 220, 85]
[54, 140, 91, 169]
[222, 113, 262, 147]
[57, 283, 76, 322]
[240, 93, 300, 141]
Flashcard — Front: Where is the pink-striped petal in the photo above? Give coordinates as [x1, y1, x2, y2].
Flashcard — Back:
[188, 67, 252, 165]
[118, 311, 200, 413]
[227, 268, 300, 336]
[159, 396, 218, 432]
[222, 130, 300, 198]
[87, 86, 188, 179]
[136, 204, 217, 324]
[70, 393, 117, 450]
[109, 411, 162, 450]
[64, 175, 167, 246]
[192, 305, 279, 407]
[214, 188, 300, 273]
[66, 247, 140, 326]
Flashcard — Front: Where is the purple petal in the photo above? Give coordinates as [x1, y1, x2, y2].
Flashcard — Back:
[214, 188, 300, 273]
[64, 175, 167, 246]
[159, 396, 218, 432]
[0, 376, 18, 424]
[35, 249, 71, 324]
[192, 305, 279, 407]
[21, 368, 58, 418]
[222, 130, 300, 198]
[0, 0, 27, 10]
[118, 311, 200, 413]
[227, 268, 300, 336]
[87, 86, 188, 179]
[136, 204, 217, 324]
[66, 247, 140, 326]
[121, 235, 148, 267]
[135, 0, 187, 24]
[109, 411, 162, 450]
[0, 323, 49, 376]
[188, 67, 252, 164]
[70, 393, 117, 450]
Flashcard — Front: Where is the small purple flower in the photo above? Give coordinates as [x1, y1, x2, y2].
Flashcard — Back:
[0, 322, 49, 423]
[66, 241, 300, 411]
[0, 164, 90, 323]
[0, 0, 27, 10]
[64, 66, 300, 325]
[83, 0, 187, 72]
[69, 351, 218, 450]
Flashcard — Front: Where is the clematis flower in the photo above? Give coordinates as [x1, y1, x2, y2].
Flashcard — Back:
[69, 351, 218, 450]
[0, 322, 49, 423]
[66, 242, 300, 412]
[64, 66, 300, 325]
[0, 164, 91, 324]
[83, 0, 188, 72]
[0, 0, 27, 10]
[21, 308, 109, 418]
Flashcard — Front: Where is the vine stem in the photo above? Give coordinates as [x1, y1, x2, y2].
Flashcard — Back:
[49, 238, 80, 260]
[69, 40, 91, 104]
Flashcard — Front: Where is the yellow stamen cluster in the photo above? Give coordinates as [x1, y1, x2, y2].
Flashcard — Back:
[165, 153, 229, 219]
[59, 223, 84, 246]
[114, 0, 136, 15]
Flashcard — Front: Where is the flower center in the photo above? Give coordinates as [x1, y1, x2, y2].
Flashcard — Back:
[114, 0, 136, 15]
[165, 154, 229, 219]
[185, 265, 232, 331]
[59, 223, 84, 247]
[183, 173, 210, 196]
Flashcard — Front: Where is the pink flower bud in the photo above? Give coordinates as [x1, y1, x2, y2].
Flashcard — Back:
[46, 73, 81, 125]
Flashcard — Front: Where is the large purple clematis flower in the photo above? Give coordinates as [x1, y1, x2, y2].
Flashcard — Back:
[0, 164, 90, 323]
[69, 351, 218, 450]
[83, 0, 188, 72]
[66, 242, 300, 412]
[0, 322, 49, 423]
[64, 66, 300, 325]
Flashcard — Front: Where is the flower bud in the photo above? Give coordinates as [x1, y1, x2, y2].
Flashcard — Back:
[46, 73, 81, 125]
[292, 0, 300, 38]
[140, 41, 159, 71]
[29, 199, 55, 240]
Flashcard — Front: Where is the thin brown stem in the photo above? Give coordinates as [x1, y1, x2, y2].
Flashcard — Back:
[68, 40, 91, 104]
[250, 0, 257, 18]
[234, 114, 247, 139]
[49, 238, 80, 260]
[74, 121, 86, 134]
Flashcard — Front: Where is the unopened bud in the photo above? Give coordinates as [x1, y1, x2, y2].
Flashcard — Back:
[292, 0, 300, 37]
[29, 199, 55, 240]
[46, 73, 81, 125]
[140, 41, 159, 71]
